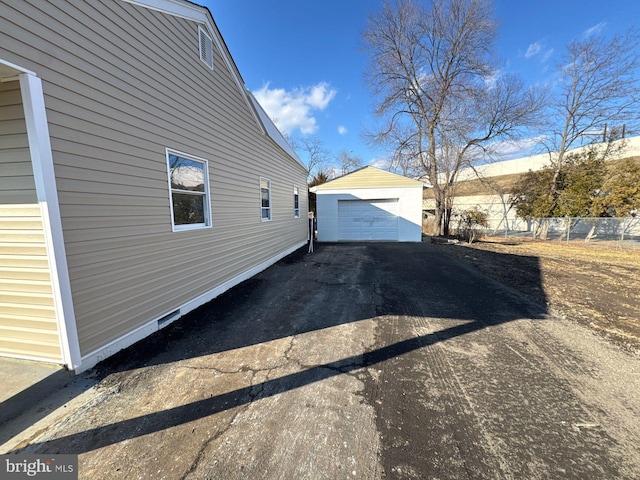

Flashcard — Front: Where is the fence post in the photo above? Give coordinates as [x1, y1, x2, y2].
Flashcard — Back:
[566, 218, 571, 244]
[620, 218, 625, 249]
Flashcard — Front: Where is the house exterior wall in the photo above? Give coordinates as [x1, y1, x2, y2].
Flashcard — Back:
[0, 80, 61, 362]
[0, 0, 307, 368]
[316, 187, 423, 242]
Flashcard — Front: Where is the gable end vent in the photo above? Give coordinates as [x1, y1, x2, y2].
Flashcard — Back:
[199, 26, 214, 70]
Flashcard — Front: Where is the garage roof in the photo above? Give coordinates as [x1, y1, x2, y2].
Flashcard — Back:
[313, 166, 424, 190]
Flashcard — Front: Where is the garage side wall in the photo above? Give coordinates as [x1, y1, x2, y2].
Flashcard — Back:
[317, 187, 422, 242]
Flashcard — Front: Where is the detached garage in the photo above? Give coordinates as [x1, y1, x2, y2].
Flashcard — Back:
[312, 166, 424, 242]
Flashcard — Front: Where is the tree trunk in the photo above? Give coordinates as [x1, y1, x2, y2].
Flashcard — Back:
[540, 219, 549, 240]
[443, 208, 452, 237]
[434, 208, 443, 236]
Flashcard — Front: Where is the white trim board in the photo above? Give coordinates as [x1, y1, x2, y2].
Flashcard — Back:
[78, 240, 307, 373]
[0, 59, 36, 82]
[19, 72, 82, 371]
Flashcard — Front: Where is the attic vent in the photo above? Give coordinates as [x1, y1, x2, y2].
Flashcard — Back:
[198, 26, 214, 70]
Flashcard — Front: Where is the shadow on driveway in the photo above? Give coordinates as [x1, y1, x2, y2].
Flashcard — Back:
[8, 241, 547, 455]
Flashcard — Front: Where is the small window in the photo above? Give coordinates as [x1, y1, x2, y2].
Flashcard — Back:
[167, 149, 211, 231]
[260, 178, 272, 221]
[293, 186, 300, 218]
[198, 26, 214, 70]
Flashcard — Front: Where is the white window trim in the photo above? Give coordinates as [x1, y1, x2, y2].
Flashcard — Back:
[260, 177, 272, 222]
[166, 148, 212, 232]
[198, 26, 214, 70]
[294, 186, 300, 218]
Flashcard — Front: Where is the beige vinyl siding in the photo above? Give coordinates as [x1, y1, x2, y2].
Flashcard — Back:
[1, 1, 307, 357]
[316, 166, 424, 190]
[0, 81, 61, 362]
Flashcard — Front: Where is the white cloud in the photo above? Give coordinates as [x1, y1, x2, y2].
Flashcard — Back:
[369, 158, 389, 169]
[338, 126, 348, 135]
[525, 42, 543, 59]
[541, 48, 554, 63]
[483, 69, 501, 89]
[524, 40, 554, 64]
[252, 82, 337, 135]
[583, 21, 607, 37]
[307, 83, 336, 109]
[489, 136, 546, 160]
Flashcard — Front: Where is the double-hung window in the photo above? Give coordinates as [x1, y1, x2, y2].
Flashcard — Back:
[166, 149, 211, 231]
[260, 178, 272, 221]
[293, 186, 300, 218]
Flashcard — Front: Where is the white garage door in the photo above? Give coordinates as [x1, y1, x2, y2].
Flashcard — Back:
[338, 199, 399, 241]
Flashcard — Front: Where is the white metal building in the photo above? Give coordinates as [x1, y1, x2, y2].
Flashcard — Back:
[422, 137, 640, 232]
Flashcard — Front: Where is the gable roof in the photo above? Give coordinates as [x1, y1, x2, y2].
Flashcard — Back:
[313, 166, 424, 191]
[122, 0, 303, 168]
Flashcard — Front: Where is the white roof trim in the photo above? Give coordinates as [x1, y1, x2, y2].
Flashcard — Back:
[121, 0, 265, 136]
[0, 58, 36, 82]
[122, 0, 207, 21]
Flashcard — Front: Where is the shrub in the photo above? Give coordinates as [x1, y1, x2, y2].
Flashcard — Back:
[456, 208, 489, 243]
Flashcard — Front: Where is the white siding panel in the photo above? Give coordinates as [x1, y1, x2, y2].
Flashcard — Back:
[1, 1, 308, 358]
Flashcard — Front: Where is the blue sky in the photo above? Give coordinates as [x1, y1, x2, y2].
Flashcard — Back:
[204, 1, 639, 173]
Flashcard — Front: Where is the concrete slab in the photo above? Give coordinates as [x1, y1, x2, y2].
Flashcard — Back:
[0, 357, 74, 429]
[0, 358, 64, 403]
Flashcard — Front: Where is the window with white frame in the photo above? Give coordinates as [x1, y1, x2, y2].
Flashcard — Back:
[293, 186, 300, 218]
[166, 149, 211, 230]
[260, 178, 272, 221]
[198, 26, 214, 70]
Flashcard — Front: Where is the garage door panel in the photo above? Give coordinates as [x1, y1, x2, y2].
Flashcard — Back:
[338, 199, 398, 241]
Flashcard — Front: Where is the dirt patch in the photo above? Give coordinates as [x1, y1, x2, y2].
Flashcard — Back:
[434, 238, 640, 352]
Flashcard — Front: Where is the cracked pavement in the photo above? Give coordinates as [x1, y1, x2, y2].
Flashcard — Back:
[4, 242, 640, 479]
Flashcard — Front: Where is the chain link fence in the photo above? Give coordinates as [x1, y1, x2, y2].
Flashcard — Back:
[491, 217, 640, 250]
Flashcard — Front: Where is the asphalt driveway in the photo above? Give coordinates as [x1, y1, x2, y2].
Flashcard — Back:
[4, 242, 640, 479]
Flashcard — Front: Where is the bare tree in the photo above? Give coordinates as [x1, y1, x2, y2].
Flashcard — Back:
[543, 30, 640, 211]
[388, 149, 424, 178]
[363, 0, 546, 236]
[369, 122, 424, 177]
[287, 135, 331, 181]
[337, 150, 363, 175]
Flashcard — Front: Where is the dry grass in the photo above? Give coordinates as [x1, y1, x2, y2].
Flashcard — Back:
[492, 239, 640, 265]
[436, 237, 640, 352]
